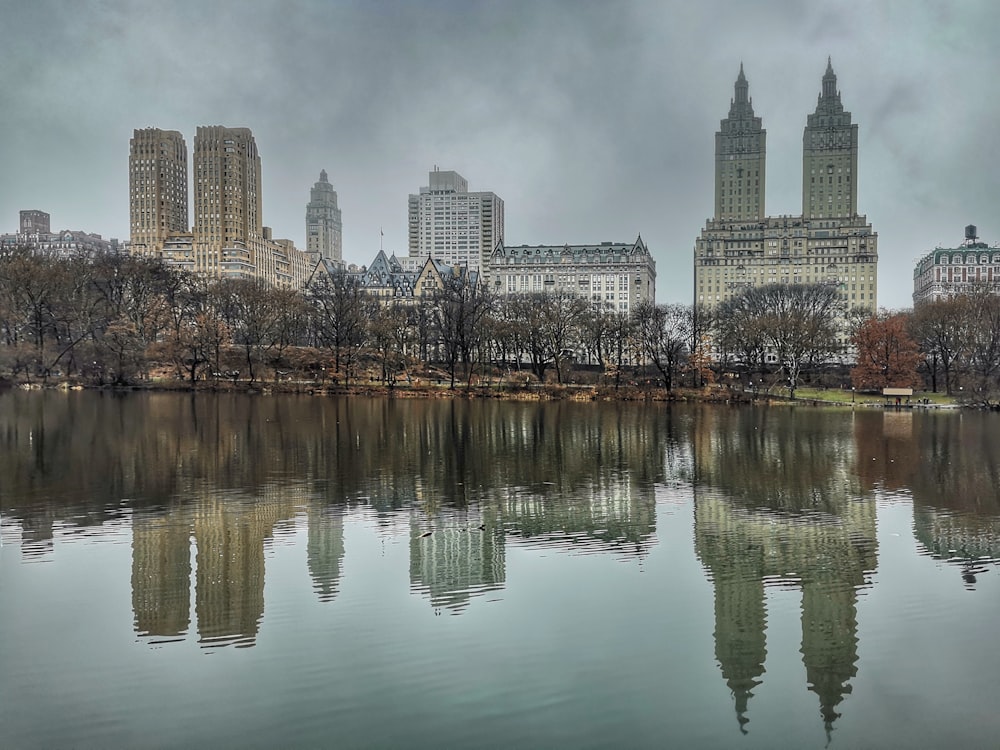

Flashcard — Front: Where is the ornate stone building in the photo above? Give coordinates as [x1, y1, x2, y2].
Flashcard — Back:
[488, 237, 656, 313]
[912, 225, 1000, 304]
[346, 249, 479, 303]
[695, 60, 878, 348]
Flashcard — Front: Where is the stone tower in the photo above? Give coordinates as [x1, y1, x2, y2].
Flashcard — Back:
[715, 64, 766, 222]
[802, 58, 859, 219]
[305, 169, 343, 265]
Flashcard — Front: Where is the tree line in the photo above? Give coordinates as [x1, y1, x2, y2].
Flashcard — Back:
[0, 248, 691, 389]
[3, 248, 1000, 402]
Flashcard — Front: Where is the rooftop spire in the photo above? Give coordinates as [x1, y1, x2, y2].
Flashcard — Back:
[822, 57, 838, 100]
[319, 169, 329, 183]
[735, 62, 749, 104]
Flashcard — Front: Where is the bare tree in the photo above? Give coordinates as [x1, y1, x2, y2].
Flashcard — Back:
[716, 294, 769, 381]
[368, 303, 414, 386]
[632, 301, 690, 390]
[910, 296, 967, 394]
[962, 286, 1000, 402]
[718, 283, 842, 397]
[431, 271, 493, 388]
[211, 278, 286, 384]
[537, 294, 588, 384]
[305, 271, 371, 385]
[580, 303, 634, 388]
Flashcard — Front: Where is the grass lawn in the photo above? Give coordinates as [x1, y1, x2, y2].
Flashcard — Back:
[774, 386, 960, 406]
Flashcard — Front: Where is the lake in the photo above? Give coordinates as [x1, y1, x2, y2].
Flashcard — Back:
[1, 391, 998, 748]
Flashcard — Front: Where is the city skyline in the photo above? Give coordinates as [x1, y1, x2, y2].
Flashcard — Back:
[2, 1, 999, 309]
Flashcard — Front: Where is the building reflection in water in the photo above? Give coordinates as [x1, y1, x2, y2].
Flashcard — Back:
[690, 406, 877, 738]
[131, 485, 300, 648]
[409, 505, 505, 614]
[132, 509, 191, 642]
[854, 409, 1000, 589]
[307, 503, 346, 603]
[501, 479, 656, 558]
[117, 397, 668, 636]
[19, 391, 1000, 700]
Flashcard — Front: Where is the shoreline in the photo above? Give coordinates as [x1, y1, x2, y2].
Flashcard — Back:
[3, 378, 960, 408]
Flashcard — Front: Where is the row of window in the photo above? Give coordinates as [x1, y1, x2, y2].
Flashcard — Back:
[939, 254, 1000, 265]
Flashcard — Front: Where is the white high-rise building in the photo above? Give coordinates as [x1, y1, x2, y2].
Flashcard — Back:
[407, 168, 503, 277]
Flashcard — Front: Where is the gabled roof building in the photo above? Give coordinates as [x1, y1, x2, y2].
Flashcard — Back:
[346, 250, 479, 303]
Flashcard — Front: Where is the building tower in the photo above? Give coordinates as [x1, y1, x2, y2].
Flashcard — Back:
[715, 64, 766, 222]
[129, 128, 188, 255]
[305, 169, 343, 266]
[192, 126, 263, 276]
[407, 168, 504, 277]
[19, 210, 51, 234]
[802, 58, 859, 219]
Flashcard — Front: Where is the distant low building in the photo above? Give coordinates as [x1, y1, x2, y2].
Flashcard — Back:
[488, 236, 656, 313]
[20, 210, 50, 234]
[912, 225, 1000, 304]
[1, 210, 122, 256]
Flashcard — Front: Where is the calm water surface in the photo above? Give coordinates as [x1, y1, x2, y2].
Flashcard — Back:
[1, 391, 999, 749]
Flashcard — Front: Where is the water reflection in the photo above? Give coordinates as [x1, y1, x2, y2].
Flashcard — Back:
[854, 409, 1000, 588]
[690, 406, 877, 737]
[308, 503, 346, 603]
[409, 506, 505, 614]
[0, 392, 667, 641]
[2, 391, 1000, 741]
[131, 488, 301, 648]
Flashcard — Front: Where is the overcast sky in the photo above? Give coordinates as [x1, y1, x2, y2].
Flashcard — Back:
[2, 0, 998, 309]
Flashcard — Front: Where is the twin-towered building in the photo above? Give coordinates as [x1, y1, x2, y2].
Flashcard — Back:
[129, 126, 315, 287]
[694, 60, 878, 344]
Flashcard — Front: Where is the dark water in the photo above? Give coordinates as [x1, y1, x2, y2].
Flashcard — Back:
[1, 391, 998, 749]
